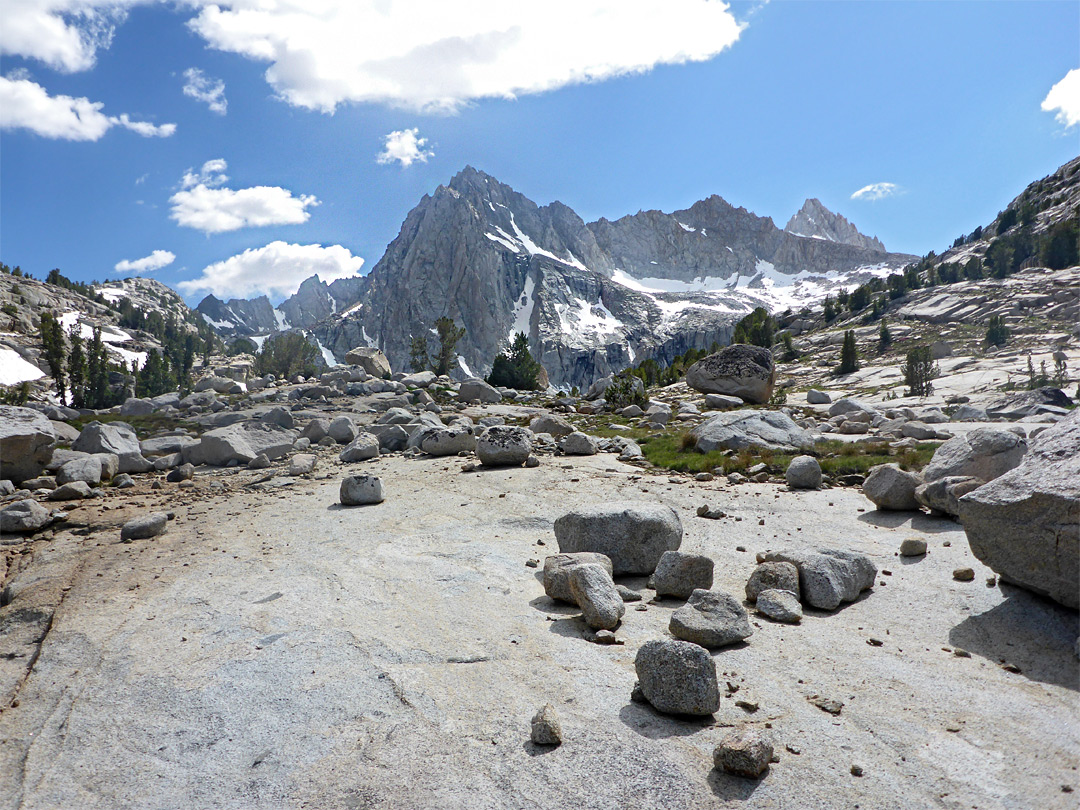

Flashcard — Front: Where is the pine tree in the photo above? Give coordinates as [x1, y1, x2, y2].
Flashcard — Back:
[878, 319, 892, 352]
[39, 312, 67, 403]
[432, 316, 466, 376]
[732, 307, 776, 348]
[408, 334, 430, 373]
[839, 330, 859, 374]
[487, 332, 543, 390]
[67, 330, 87, 408]
[823, 296, 836, 322]
[901, 346, 938, 397]
[985, 315, 1009, 347]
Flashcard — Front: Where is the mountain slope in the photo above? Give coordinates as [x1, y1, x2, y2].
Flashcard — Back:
[784, 198, 886, 251]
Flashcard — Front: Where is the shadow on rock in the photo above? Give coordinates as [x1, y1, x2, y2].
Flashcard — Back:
[528, 596, 580, 616]
[617, 702, 715, 740]
[707, 768, 764, 801]
[857, 511, 959, 534]
[949, 585, 1080, 691]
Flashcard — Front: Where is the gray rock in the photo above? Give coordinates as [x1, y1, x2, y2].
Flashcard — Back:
[704, 393, 744, 410]
[56, 456, 103, 486]
[167, 463, 195, 482]
[863, 464, 922, 511]
[402, 370, 437, 388]
[529, 413, 575, 438]
[714, 729, 774, 778]
[340, 475, 384, 505]
[420, 427, 476, 456]
[901, 421, 938, 440]
[634, 638, 720, 716]
[120, 512, 168, 541]
[828, 398, 878, 418]
[692, 410, 813, 452]
[328, 416, 359, 444]
[112, 473, 135, 488]
[140, 435, 197, 457]
[652, 551, 714, 599]
[584, 373, 644, 401]
[293, 437, 311, 451]
[0, 499, 52, 533]
[755, 589, 803, 623]
[958, 409, 1080, 608]
[839, 421, 870, 435]
[22, 476, 55, 491]
[457, 379, 502, 403]
[72, 422, 148, 473]
[669, 589, 753, 648]
[922, 429, 1027, 486]
[568, 563, 625, 630]
[554, 502, 682, 575]
[745, 561, 800, 602]
[950, 405, 988, 422]
[530, 704, 562, 746]
[287, 454, 317, 476]
[344, 347, 391, 378]
[914, 476, 982, 517]
[119, 397, 155, 416]
[806, 389, 832, 405]
[477, 426, 533, 467]
[899, 537, 927, 557]
[0, 480, 15, 496]
[559, 432, 598, 456]
[260, 406, 295, 429]
[0, 406, 55, 485]
[363, 424, 409, 453]
[785, 455, 822, 489]
[685, 344, 776, 404]
[247, 454, 271, 470]
[339, 434, 380, 462]
[542, 553, 614, 603]
[48, 481, 92, 500]
[620, 405, 644, 418]
[301, 418, 331, 442]
[187, 423, 297, 466]
[761, 549, 877, 610]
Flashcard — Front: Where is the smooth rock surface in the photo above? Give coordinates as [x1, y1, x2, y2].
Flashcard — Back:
[692, 410, 813, 452]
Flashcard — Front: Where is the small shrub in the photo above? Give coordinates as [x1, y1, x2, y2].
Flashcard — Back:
[901, 346, 938, 397]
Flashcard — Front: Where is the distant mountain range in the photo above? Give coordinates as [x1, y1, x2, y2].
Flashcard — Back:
[196, 169, 915, 387]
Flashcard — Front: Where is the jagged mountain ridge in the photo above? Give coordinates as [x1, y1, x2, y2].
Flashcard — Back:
[784, 198, 886, 251]
[198, 167, 916, 387]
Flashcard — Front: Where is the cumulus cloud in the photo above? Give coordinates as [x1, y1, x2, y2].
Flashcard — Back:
[1041, 68, 1080, 129]
[0, 0, 145, 73]
[187, 0, 745, 112]
[377, 128, 434, 167]
[169, 159, 318, 234]
[177, 241, 364, 300]
[114, 249, 175, 274]
[183, 67, 227, 114]
[850, 182, 899, 202]
[0, 74, 175, 140]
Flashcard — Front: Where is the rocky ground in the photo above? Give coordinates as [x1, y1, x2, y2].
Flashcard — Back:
[1, 367, 1078, 808]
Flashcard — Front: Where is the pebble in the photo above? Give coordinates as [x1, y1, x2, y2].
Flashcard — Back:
[899, 537, 927, 557]
[850, 764, 864, 777]
[713, 729, 773, 779]
[530, 704, 562, 746]
[953, 567, 975, 582]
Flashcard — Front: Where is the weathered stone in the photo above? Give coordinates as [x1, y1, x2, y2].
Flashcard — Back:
[542, 553, 614, 604]
[477, 426, 533, 467]
[714, 729, 774, 778]
[402, 371, 437, 388]
[48, 481, 92, 500]
[0, 406, 56, 485]
[260, 407, 295, 429]
[167, 463, 195, 483]
[530, 704, 562, 746]
[669, 589, 753, 648]
[756, 589, 803, 623]
[340, 475, 384, 505]
[568, 563, 625, 630]
[901, 421, 938, 440]
[915, 476, 982, 517]
[762, 549, 876, 610]
[420, 427, 476, 456]
[120, 512, 168, 541]
[345, 347, 391, 378]
[745, 561, 800, 602]
[685, 345, 776, 404]
[56, 456, 103, 486]
[634, 638, 720, 716]
[187, 423, 297, 466]
[899, 537, 927, 557]
[339, 434, 380, 462]
[559, 432, 598, 456]
[863, 464, 922, 511]
[704, 393, 744, 410]
[328, 416, 359, 444]
[363, 424, 409, 453]
[554, 502, 682, 575]
[120, 397, 154, 416]
[785, 455, 822, 489]
[287, 454, 317, 476]
[652, 551, 714, 599]
[529, 413, 574, 438]
[457, 379, 502, 403]
[923, 429, 1027, 486]
[806, 389, 832, 405]
[692, 410, 813, 452]
[958, 410, 1080, 608]
[301, 418, 331, 442]
[0, 499, 52, 533]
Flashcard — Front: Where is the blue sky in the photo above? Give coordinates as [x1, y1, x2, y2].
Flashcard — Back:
[1, 1, 1077, 304]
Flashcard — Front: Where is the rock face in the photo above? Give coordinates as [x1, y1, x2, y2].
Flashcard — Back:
[784, 197, 886, 251]
[921, 429, 1027, 485]
[762, 549, 877, 611]
[634, 639, 720, 716]
[668, 589, 753, 648]
[345, 347, 391, 378]
[476, 426, 533, 467]
[554, 502, 682, 575]
[685, 345, 776, 403]
[651, 551, 714, 599]
[0, 499, 52, 533]
[692, 410, 813, 452]
[567, 563, 625, 630]
[542, 553, 614, 604]
[0, 406, 55, 484]
[863, 464, 922, 511]
[958, 410, 1080, 608]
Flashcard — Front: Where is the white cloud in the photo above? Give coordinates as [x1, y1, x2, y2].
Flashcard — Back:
[182, 67, 227, 114]
[0, 74, 176, 140]
[187, 1, 745, 113]
[0, 0, 145, 73]
[377, 128, 433, 167]
[1041, 68, 1080, 129]
[114, 249, 175, 274]
[177, 241, 364, 300]
[169, 159, 318, 234]
[850, 182, 899, 202]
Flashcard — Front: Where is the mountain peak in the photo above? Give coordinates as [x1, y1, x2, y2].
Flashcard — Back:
[785, 198, 886, 252]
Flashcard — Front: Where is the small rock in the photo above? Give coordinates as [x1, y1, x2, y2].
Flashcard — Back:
[652, 550, 714, 599]
[340, 475, 384, 505]
[616, 584, 642, 602]
[112, 473, 135, 489]
[745, 561, 800, 603]
[899, 537, 927, 557]
[850, 764, 864, 777]
[755, 589, 802, 623]
[167, 463, 195, 483]
[530, 704, 562, 746]
[568, 563, 625, 630]
[714, 729, 773, 779]
[634, 638, 720, 716]
[247, 454, 271, 470]
[669, 589, 753, 648]
[48, 481, 92, 500]
[0, 499, 52, 533]
[287, 454, 317, 476]
[808, 694, 843, 715]
[120, 512, 168, 542]
[953, 567, 975, 582]
[543, 553, 614, 604]
[785, 455, 822, 490]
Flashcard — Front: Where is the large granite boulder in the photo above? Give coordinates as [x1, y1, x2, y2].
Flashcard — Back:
[477, 426, 532, 467]
[0, 499, 53, 533]
[958, 410, 1080, 608]
[634, 639, 720, 716]
[685, 344, 776, 404]
[0, 406, 55, 484]
[922, 429, 1027, 486]
[668, 589, 753, 648]
[344, 347, 391, 378]
[554, 502, 682, 575]
[71, 422, 150, 474]
[457, 379, 502, 403]
[985, 387, 1072, 419]
[691, 410, 813, 452]
[185, 422, 298, 466]
[761, 549, 876, 610]
[863, 464, 922, 511]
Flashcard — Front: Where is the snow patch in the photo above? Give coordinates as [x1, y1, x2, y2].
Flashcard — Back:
[317, 340, 339, 367]
[273, 310, 290, 331]
[555, 295, 623, 344]
[0, 348, 45, 385]
[509, 276, 535, 342]
[458, 356, 474, 377]
[677, 221, 696, 233]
